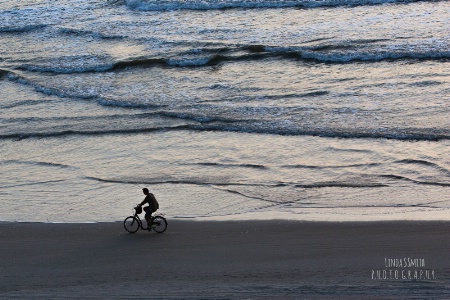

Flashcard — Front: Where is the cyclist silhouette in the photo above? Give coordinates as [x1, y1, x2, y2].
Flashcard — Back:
[138, 188, 159, 230]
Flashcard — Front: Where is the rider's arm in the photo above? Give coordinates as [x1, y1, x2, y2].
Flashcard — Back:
[139, 196, 149, 206]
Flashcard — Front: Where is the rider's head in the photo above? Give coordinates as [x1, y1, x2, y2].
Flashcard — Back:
[142, 188, 149, 195]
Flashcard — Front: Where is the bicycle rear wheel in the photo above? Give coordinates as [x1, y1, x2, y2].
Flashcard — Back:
[151, 216, 167, 233]
[124, 216, 140, 233]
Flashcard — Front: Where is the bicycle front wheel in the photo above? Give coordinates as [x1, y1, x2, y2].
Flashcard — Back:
[124, 216, 140, 233]
[152, 216, 167, 233]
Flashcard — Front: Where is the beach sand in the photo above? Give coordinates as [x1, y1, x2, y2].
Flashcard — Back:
[1, 220, 449, 299]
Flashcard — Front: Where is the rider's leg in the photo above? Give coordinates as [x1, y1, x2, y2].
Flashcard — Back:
[145, 212, 152, 229]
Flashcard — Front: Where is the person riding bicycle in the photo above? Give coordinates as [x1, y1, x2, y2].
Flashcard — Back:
[138, 188, 159, 230]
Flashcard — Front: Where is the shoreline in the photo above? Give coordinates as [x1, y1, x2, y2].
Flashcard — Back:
[10, 207, 450, 224]
[3, 215, 450, 224]
[1, 220, 450, 298]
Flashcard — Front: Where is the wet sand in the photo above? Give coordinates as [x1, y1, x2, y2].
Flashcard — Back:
[1, 220, 450, 299]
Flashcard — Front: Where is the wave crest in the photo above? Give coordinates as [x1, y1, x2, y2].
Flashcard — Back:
[300, 49, 450, 63]
[125, 0, 425, 11]
[58, 27, 126, 40]
[0, 24, 47, 33]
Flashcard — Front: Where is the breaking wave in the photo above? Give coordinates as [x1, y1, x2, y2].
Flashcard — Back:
[16, 45, 450, 74]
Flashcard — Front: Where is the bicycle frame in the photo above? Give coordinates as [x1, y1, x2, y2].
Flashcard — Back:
[131, 206, 157, 230]
[131, 211, 145, 230]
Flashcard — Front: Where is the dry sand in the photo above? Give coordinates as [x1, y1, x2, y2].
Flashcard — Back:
[1, 220, 450, 299]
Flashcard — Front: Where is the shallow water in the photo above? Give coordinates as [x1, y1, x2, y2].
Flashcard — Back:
[2, 131, 450, 222]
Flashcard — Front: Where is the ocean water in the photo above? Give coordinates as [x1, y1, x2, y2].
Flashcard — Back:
[1, 0, 450, 222]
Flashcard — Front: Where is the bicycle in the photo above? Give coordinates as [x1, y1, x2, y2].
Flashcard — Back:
[123, 205, 168, 233]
